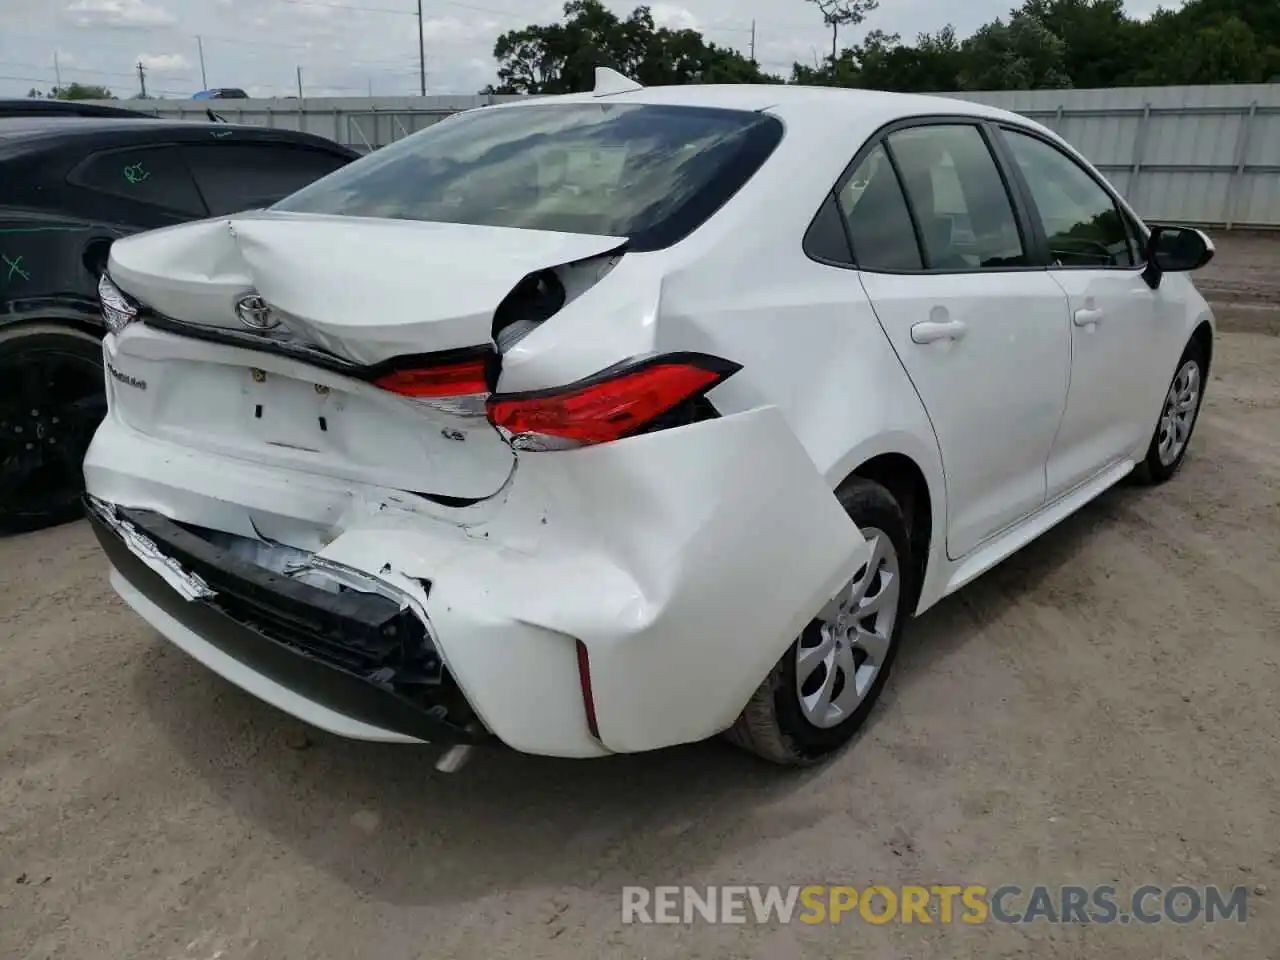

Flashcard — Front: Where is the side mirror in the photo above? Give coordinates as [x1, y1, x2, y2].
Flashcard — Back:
[1142, 225, 1215, 290]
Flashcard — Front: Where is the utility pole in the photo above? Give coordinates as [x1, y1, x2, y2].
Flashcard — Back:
[367, 77, 373, 96]
[53, 51, 62, 89]
[136, 60, 147, 98]
[296, 66, 304, 99]
[416, 0, 426, 96]
[750, 19, 756, 61]
[196, 35, 207, 89]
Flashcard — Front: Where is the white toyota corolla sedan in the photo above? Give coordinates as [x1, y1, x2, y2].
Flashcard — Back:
[84, 71, 1216, 769]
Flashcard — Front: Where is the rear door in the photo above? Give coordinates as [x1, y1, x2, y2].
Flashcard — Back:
[996, 126, 1170, 499]
[840, 120, 1072, 559]
[182, 142, 351, 215]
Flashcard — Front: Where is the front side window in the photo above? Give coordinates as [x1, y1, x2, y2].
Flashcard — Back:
[1002, 128, 1135, 268]
[274, 103, 784, 251]
[837, 143, 923, 272]
[886, 124, 1028, 270]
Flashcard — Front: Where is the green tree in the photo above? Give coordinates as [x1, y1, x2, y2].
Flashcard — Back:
[486, 0, 779, 94]
[1016, 0, 1143, 88]
[38, 82, 116, 100]
[790, 29, 964, 91]
[1138, 14, 1272, 84]
[855, 26, 966, 91]
[958, 12, 1073, 90]
[805, 0, 880, 63]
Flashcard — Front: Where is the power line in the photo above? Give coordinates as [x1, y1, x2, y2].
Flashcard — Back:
[277, 0, 415, 15]
[279, 0, 524, 15]
[0, 59, 197, 82]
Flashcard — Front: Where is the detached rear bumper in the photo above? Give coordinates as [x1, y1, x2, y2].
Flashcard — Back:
[86, 497, 484, 746]
[87, 406, 869, 758]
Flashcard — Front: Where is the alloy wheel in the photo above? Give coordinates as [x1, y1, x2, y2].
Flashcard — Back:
[0, 347, 106, 523]
[795, 527, 901, 729]
[1157, 359, 1201, 467]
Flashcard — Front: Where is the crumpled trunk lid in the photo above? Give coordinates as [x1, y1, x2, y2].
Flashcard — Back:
[102, 212, 626, 502]
[106, 210, 626, 366]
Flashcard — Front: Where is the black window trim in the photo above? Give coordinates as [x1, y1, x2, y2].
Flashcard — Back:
[65, 141, 210, 218]
[991, 122, 1151, 271]
[179, 140, 352, 216]
[803, 113, 1051, 277]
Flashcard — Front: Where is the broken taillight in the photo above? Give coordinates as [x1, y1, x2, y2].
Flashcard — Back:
[373, 353, 491, 416]
[373, 356, 489, 398]
[485, 352, 740, 450]
[99, 274, 139, 333]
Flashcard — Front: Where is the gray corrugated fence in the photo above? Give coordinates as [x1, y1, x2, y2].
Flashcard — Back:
[90, 83, 1280, 229]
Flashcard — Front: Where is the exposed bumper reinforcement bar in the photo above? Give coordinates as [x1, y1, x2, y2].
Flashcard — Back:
[85, 496, 487, 748]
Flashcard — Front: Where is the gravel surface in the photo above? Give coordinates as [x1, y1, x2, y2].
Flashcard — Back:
[1198, 230, 1280, 335]
[2, 243, 1278, 960]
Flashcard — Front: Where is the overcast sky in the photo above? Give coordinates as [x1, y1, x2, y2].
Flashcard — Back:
[0, 0, 1175, 100]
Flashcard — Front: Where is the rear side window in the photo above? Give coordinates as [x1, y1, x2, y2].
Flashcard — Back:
[67, 145, 206, 216]
[886, 125, 1028, 270]
[183, 143, 350, 216]
[273, 103, 784, 251]
[837, 143, 923, 272]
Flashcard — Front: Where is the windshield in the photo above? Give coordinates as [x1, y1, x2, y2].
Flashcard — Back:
[272, 102, 784, 251]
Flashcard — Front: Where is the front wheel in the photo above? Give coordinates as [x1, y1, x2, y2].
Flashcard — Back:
[725, 478, 914, 766]
[0, 323, 106, 535]
[1132, 338, 1207, 485]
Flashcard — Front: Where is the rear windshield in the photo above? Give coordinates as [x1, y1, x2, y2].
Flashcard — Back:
[272, 102, 784, 251]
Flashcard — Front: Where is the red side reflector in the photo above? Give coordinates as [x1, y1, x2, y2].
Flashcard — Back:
[374, 356, 488, 398]
[486, 354, 738, 446]
[576, 639, 600, 740]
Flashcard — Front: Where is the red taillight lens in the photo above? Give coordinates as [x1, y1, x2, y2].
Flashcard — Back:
[374, 356, 489, 398]
[485, 353, 739, 447]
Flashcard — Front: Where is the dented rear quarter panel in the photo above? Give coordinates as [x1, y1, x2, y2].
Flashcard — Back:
[307, 406, 869, 754]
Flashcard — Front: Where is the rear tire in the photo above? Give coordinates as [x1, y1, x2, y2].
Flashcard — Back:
[725, 478, 914, 766]
[1131, 337, 1207, 486]
[0, 323, 105, 536]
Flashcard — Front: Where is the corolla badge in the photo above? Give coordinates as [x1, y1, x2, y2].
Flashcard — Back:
[235, 294, 281, 331]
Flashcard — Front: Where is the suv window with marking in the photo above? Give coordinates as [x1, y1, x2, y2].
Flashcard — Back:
[836, 143, 923, 272]
[183, 143, 351, 215]
[886, 124, 1028, 270]
[67, 145, 206, 216]
[1002, 128, 1136, 268]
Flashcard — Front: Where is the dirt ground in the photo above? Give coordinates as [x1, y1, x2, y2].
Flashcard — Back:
[1193, 230, 1280, 335]
[2, 246, 1279, 960]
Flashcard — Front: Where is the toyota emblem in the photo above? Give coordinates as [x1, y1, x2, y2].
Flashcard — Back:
[235, 294, 280, 331]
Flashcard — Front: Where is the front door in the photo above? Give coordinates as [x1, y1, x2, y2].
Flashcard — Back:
[997, 126, 1175, 499]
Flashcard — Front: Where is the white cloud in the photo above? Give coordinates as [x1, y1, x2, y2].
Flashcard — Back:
[65, 0, 177, 28]
[421, 16, 502, 44]
[651, 4, 699, 31]
[137, 52, 189, 72]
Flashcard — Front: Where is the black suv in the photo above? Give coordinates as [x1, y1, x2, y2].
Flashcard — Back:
[0, 117, 359, 533]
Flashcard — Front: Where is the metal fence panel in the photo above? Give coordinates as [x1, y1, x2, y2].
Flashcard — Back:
[86, 84, 1280, 228]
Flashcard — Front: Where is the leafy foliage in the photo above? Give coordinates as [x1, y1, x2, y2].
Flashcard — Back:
[488, 0, 1280, 95]
[26, 83, 116, 100]
[791, 0, 1280, 90]
[484, 0, 778, 94]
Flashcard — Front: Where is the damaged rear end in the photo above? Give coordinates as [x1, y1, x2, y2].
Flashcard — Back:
[85, 98, 869, 761]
